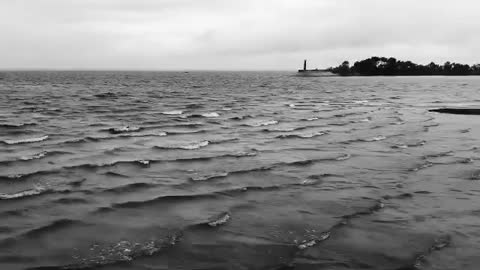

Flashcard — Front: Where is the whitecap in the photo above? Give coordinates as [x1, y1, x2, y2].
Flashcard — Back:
[369, 135, 387, 141]
[3, 135, 49, 145]
[306, 117, 319, 121]
[120, 131, 167, 138]
[289, 104, 296, 108]
[249, 120, 278, 127]
[201, 112, 220, 118]
[298, 231, 330, 250]
[179, 141, 209, 150]
[137, 160, 150, 165]
[298, 131, 328, 138]
[0, 185, 47, 200]
[208, 212, 231, 227]
[354, 100, 369, 104]
[20, 151, 48, 161]
[336, 153, 351, 161]
[162, 110, 183, 115]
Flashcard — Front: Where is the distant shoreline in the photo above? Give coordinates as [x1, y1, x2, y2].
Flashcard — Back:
[327, 57, 480, 76]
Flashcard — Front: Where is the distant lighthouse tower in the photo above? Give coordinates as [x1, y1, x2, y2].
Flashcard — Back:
[303, 59, 307, 71]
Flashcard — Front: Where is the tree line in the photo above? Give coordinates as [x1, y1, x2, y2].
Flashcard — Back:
[328, 57, 480, 76]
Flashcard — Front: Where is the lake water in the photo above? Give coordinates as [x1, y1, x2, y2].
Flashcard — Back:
[1, 71, 480, 269]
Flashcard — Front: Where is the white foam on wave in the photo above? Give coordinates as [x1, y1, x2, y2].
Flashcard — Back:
[306, 117, 319, 121]
[354, 100, 369, 104]
[137, 160, 150, 165]
[3, 135, 49, 145]
[162, 110, 183, 115]
[0, 185, 47, 200]
[367, 135, 387, 141]
[298, 231, 330, 250]
[208, 212, 231, 227]
[249, 120, 278, 127]
[117, 126, 140, 132]
[120, 131, 167, 138]
[298, 131, 328, 138]
[20, 151, 48, 161]
[179, 140, 209, 150]
[336, 153, 351, 161]
[201, 112, 220, 118]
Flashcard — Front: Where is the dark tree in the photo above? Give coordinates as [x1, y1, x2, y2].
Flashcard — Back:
[329, 57, 480, 76]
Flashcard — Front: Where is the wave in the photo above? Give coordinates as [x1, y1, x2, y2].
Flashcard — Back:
[391, 140, 426, 149]
[0, 185, 48, 200]
[94, 92, 116, 98]
[1, 135, 49, 145]
[162, 110, 183, 115]
[245, 120, 279, 127]
[112, 193, 219, 209]
[52, 197, 89, 204]
[206, 212, 231, 227]
[107, 126, 142, 134]
[230, 115, 253, 121]
[100, 182, 157, 194]
[335, 153, 351, 161]
[30, 232, 182, 270]
[201, 112, 220, 118]
[263, 126, 309, 132]
[298, 231, 330, 250]
[19, 150, 69, 161]
[173, 151, 257, 163]
[276, 131, 328, 139]
[0, 123, 36, 128]
[155, 140, 210, 150]
[367, 135, 387, 142]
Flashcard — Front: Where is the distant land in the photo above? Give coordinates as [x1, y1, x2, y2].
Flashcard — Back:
[327, 57, 480, 76]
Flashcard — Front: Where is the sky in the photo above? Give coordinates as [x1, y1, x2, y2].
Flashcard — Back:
[0, 0, 479, 70]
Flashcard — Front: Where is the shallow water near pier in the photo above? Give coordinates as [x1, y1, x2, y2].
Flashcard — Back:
[1, 71, 480, 269]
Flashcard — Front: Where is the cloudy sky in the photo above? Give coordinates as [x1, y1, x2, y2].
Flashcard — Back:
[1, 0, 479, 70]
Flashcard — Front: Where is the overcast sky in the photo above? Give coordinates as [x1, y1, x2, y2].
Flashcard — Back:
[1, 0, 479, 70]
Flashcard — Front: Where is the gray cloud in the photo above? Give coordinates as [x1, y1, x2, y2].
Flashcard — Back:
[1, 0, 479, 70]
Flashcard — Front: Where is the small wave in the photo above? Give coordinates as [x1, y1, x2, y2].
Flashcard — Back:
[207, 212, 231, 227]
[156, 140, 210, 150]
[247, 120, 278, 127]
[365, 135, 387, 142]
[0, 185, 47, 200]
[162, 110, 183, 115]
[94, 92, 116, 98]
[112, 193, 218, 209]
[137, 160, 150, 166]
[119, 131, 167, 138]
[22, 219, 85, 239]
[19, 151, 47, 161]
[276, 131, 328, 139]
[201, 112, 220, 118]
[0, 123, 36, 128]
[353, 100, 369, 104]
[298, 231, 330, 250]
[18, 150, 69, 161]
[304, 117, 319, 121]
[336, 153, 351, 161]
[2, 135, 49, 145]
[190, 172, 229, 181]
[101, 182, 157, 194]
[108, 126, 142, 134]
[66, 234, 181, 269]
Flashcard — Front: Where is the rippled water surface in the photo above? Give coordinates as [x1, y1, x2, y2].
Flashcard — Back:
[1, 71, 480, 270]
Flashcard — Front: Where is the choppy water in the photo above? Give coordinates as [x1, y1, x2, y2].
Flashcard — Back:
[1, 71, 480, 270]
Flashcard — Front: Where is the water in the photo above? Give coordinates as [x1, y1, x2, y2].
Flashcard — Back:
[1, 71, 480, 269]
